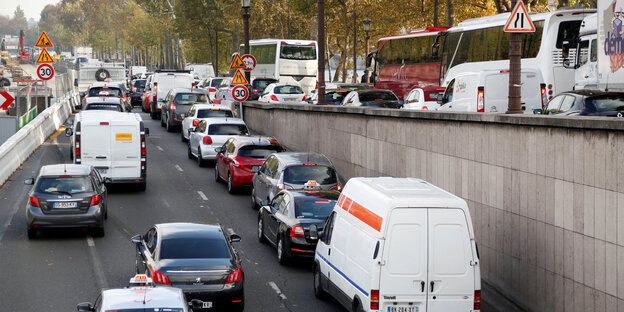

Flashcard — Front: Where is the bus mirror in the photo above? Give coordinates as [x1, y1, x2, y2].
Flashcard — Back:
[562, 41, 570, 60]
[431, 42, 440, 59]
[365, 52, 375, 68]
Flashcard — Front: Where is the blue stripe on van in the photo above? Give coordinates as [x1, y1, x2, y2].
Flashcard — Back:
[316, 252, 369, 297]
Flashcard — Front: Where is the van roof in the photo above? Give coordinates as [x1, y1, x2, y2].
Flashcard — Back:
[78, 111, 142, 123]
[39, 164, 91, 177]
[193, 104, 232, 111]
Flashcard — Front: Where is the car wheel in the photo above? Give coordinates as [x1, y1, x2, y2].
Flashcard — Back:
[27, 228, 38, 239]
[258, 216, 266, 243]
[227, 172, 236, 194]
[251, 187, 259, 210]
[180, 129, 187, 142]
[197, 148, 207, 167]
[92, 226, 105, 237]
[188, 143, 193, 159]
[137, 181, 146, 192]
[166, 117, 173, 132]
[160, 113, 166, 127]
[150, 111, 157, 120]
[313, 264, 327, 299]
[277, 236, 288, 265]
[214, 162, 222, 182]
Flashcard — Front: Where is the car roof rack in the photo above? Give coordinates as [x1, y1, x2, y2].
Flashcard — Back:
[154, 69, 191, 73]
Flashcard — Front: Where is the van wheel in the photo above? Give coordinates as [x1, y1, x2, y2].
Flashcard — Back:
[197, 148, 207, 167]
[353, 300, 365, 312]
[137, 181, 146, 192]
[313, 265, 327, 299]
[227, 172, 236, 194]
[257, 216, 266, 243]
[277, 236, 288, 265]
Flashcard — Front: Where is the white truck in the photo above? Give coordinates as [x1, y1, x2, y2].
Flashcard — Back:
[185, 63, 215, 82]
[73, 46, 93, 58]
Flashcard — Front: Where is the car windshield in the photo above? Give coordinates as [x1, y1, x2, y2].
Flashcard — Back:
[253, 79, 278, 91]
[283, 165, 337, 184]
[85, 104, 122, 112]
[197, 109, 233, 118]
[36, 176, 94, 194]
[238, 144, 283, 159]
[89, 87, 122, 97]
[275, 85, 303, 94]
[359, 91, 398, 102]
[208, 124, 248, 135]
[326, 91, 348, 104]
[160, 238, 231, 259]
[294, 197, 336, 219]
[587, 94, 624, 111]
[174, 93, 209, 104]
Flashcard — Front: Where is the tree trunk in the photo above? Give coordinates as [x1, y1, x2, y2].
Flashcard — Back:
[433, 0, 439, 27]
[446, 0, 454, 27]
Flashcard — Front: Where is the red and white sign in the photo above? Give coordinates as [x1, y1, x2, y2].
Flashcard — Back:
[504, 0, 535, 32]
[0, 91, 15, 110]
[37, 64, 55, 80]
[231, 85, 249, 102]
[241, 54, 256, 71]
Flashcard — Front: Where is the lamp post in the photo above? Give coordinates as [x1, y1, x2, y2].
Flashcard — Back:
[362, 18, 371, 83]
[352, 0, 357, 83]
[242, 0, 251, 83]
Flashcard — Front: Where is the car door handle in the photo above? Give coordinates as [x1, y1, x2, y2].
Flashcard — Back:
[421, 281, 425, 292]
[430, 281, 435, 292]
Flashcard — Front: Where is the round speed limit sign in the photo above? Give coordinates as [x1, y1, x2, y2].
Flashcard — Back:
[37, 64, 55, 80]
[231, 85, 249, 102]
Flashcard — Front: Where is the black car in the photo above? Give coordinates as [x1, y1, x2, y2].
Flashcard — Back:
[249, 78, 279, 101]
[161, 88, 211, 132]
[341, 89, 402, 108]
[25, 164, 108, 239]
[130, 79, 146, 107]
[542, 90, 624, 117]
[258, 190, 340, 264]
[132, 223, 244, 311]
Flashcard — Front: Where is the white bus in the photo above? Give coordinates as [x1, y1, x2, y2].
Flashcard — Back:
[243, 39, 318, 95]
[439, 9, 595, 101]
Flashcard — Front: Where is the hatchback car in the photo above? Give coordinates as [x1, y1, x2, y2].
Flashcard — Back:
[341, 89, 402, 108]
[131, 223, 244, 312]
[25, 164, 108, 239]
[249, 78, 279, 101]
[181, 104, 234, 142]
[402, 86, 446, 111]
[258, 189, 340, 264]
[83, 97, 126, 112]
[161, 88, 211, 132]
[251, 152, 341, 209]
[214, 136, 285, 193]
[542, 90, 624, 117]
[188, 118, 249, 167]
[258, 83, 307, 104]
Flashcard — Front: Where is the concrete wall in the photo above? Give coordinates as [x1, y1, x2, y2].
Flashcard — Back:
[242, 102, 624, 312]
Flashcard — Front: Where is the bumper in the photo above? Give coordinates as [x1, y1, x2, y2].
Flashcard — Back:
[231, 166, 256, 187]
[286, 237, 318, 258]
[131, 95, 143, 106]
[106, 177, 145, 184]
[27, 205, 104, 229]
[177, 282, 244, 310]
[199, 144, 218, 160]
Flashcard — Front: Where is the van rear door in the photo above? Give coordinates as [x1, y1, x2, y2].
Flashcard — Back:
[81, 122, 112, 177]
[110, 123, 141, 179]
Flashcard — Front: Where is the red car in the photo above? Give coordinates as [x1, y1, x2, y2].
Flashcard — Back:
[141, 88, 153, 113]
[215, 136, 285, 193]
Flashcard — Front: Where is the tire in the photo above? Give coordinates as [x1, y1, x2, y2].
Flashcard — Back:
[277, 236, 288, 265]
[150, 111, 158, 120]
[250, 187, 259, 210]
[197, 148, 207, 167]
[258, 216, 266, 243]
[227, 172, 236, 194]
[160, 113, 166, 127]
[353, 300, 365, 312]
[214, 162, 222, 182]
[188, 144, 193, 159]
[313, 264, 327, 299]
[95, 69, 110, 82]
[92, 226, 105, 237]
[181, 129, 187, 142]
[27, 228, 38, 239]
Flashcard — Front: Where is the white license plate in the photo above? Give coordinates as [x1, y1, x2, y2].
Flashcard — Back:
[388, 306, 417, 312]
[53, 202, 78, 208]
[202, 302, 213, 308]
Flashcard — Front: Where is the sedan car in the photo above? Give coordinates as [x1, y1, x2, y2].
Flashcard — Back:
[132, 223, 244, 312]
[188, 118, 249, 167]
[130, 79, 146, 107]
[341, 89, 402, 108]
[83, 81, 132, 111]
[25, 164, 108, 239]
[258, 83, 307, 104]
[249, 78, 279, 101]
[402, 86, 446, 111]
[251, 152, 341, 209]
[141, 75, 154, 113]
[542, 90, 624, 117]
[181, 104, 234, 142]
[258, 189, 340, 264]
[161, 88, 211, 132]
[83, 97, 126, 112]
[214, 136, 285, 193]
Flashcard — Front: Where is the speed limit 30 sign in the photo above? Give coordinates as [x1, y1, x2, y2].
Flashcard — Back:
[231, 85, 249, 102]
[37, 64, 55, 80]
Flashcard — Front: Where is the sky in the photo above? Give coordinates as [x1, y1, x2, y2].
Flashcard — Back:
[1, 0, 62, 21]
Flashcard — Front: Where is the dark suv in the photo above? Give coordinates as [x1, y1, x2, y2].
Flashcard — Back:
[25, 164, 108, 239]
[161, 88, 211, 132]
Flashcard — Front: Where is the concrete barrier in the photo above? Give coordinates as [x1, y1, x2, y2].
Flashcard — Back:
[0, 91, 78, 187]
[242, 101, 624, 312]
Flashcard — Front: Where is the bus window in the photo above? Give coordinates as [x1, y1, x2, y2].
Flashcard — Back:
[280, 44, 316, 60]
[555, 21, 582, 48]
[577, 40, 589, 67]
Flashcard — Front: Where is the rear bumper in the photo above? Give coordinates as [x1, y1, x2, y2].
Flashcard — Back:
[106, 177, 145, 184]
[177, 283, 244, 310]
[286, 237, 318, 258]
[27, 205, 104, 229]
[231, 166, 256, 187]
[199, 145, 218, 160]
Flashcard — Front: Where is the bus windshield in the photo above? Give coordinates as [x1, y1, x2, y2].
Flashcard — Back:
[280, 44, 316, 60]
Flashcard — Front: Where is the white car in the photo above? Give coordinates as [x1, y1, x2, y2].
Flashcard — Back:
[213, 77, 233, 104]
[258, 83, 307, 104]
[180, 104, 234, 142]
[199, 77, 225, 101]
[401, 86, 446, 111]
[188, 118, 249, 167]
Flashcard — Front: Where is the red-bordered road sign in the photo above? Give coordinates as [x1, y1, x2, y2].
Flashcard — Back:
[503, 0, 535, 32]
[0, 91, 15, 110]
[241, 54, 256, 71]
[231, 85, 249, 102]
[37, 64, 55, 80]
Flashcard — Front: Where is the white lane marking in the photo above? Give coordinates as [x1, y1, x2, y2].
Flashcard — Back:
[163, 200, 171, 208]
[174, 164, 183, 172]
[268, 281, 287, 300]
[156, 146, 164, 151]
[86, 236, 95, 247]
[86, 236, 109, 289]
[197, 191, 208, 201]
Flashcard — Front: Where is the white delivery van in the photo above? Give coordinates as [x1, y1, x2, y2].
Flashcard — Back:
[149, 70, 194, 119]
[312, 177, 481, 312]
[437, 69, 547, 114]
[67, 111, 148, 191]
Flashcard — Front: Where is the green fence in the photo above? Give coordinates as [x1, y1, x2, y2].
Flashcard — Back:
[18, 106, 37, 129]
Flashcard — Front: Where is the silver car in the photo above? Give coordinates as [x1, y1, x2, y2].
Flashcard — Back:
[251, 152, 342, 209]
[180, 104, 234, 142]
[187, 118, 249, 167]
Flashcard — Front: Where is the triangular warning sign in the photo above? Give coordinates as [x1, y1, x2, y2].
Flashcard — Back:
[35, 32, 53, 48]
[36, 48, 54, 64]
[231, 69, 249, 85]
[504, 0, 535, 32]
[230, 54, 246, 70]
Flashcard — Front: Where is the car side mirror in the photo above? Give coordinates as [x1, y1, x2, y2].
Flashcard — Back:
[144, 128, 150, 136]
[76, 302, 93, 312]
[131, 234, 142, 244]
[24, 178, 34, 185]
[437, 93, 444, 104]
[215, 147, 223, 153]
[189, 299, 204, 310]
[65, 128, 73, 137]
[309, 224, 319, 240]
[230, 234, 241, 243]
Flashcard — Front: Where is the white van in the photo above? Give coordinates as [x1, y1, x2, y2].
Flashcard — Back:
[312, 177, 481, 312]
[437, 69, 547, 114]
[67, 111, 148, 191]
[149, 70, 194, 119]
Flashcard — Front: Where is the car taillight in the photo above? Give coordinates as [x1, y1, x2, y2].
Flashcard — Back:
[193, 119, 199, 127]
[540, 83, 547, 110]
[90, 194, 101, 206]
[75, 135, 81, 164]
[253, 89, 258, 94]
[141, 135, 146, 156]
[290, 226, 305, 238]
[330, 185, 342, 191]
[203, 136, 213, 144]
[477, 87, 485, 112]
[151, 269, 171, 285]
[209, 87, 217, 92]
[270, 95, 279, 101]
[474, 290, 481, 311]
[370, 289, 379, 310]
[226, 267, 242, 284]
[29, 196, 40, 207]
[171, 102, 176, 111]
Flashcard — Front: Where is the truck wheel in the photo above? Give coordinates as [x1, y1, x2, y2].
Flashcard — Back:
[313, 265, 327, 299]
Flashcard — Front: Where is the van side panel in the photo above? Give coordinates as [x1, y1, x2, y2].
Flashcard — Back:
[81, 124, 112, 177]
[427, 208, 474, 312]
[110, 125, 141, 179]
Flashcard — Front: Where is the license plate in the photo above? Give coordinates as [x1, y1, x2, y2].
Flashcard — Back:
[252, 166, 260, 172]
[53, 202, 78, 208]
[202, 302, 213, 308]
[388, 306, 417, 312]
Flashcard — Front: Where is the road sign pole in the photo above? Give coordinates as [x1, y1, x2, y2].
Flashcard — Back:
[45, 80, 49, 108]
[507, 32, 522, 114]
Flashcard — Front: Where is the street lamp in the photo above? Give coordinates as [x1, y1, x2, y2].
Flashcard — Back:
[241, 0, 251, 82]
[362, 18, 371, 83]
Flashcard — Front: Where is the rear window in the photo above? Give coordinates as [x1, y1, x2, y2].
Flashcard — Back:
[587, 94, 624, 111]
[359, 91, 398, 102]
[238, 144, 283, 159]
[294, 197, 336, 219]
[160, 238, 231, 259]
[283, 165, 337, 184]
[197, 109, 233, 118]
[275, 85, 303, 94]
[88, 87, 122, 97]
[133, 80, 146, 88]
[210, 78, 224, 88]
[325, 91, 348, 104]
[174, 93, 209, 104]
[555, 20, 582, 49]
[84, 104, 122, 112]
[253, 79, 278, 91]
[208, 124, 249, 135]
[36, 176, 94, 195]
